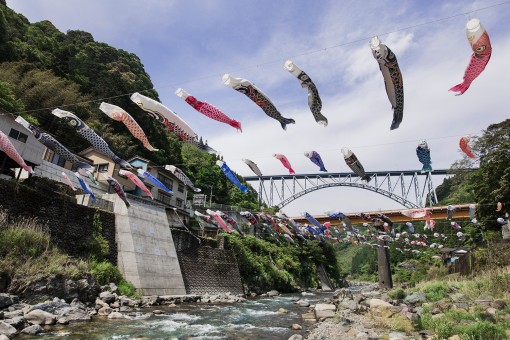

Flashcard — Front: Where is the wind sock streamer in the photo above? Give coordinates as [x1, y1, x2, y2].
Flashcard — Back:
[75, 172, 96, 201]
[137, 169, 172, 193]
[304, 151, 327, 172]
[342, 148, 370, 182]
[369, 36, 404, 130]
[217, 210, 244, 236]
[206, 209, 233, 233]
[130, 92, 197, 144]
[195, 210, 218, 227]
[242, 159, 263, 178]
[52, 109, 132, 170]
[62, 172, 77, 191]
[119, 169, 153, 199]
[175, 88, 242, 132]
[273, 154, 295, 175]
[216, 160, 248, 193]
[304, 212, 324, 230]
[401, 209, 428, 219]
[165, 165, 201, 192]
[416, 140, 432, 172]
[0, 130, 33, 173]
[405, 222, 415, 234]
[450, 19, 492, 95]
[102, 173, 130, 208]
[99, 102, 158, 151]
[15, 117, 94, 175]
[459, 137, 476, 158]
[222, 74, 295, 130]
[284, 60, 327, 126]
[240, 211, 260, 228]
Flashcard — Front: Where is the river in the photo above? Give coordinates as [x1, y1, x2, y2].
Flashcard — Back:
[17, 292, 334, 340]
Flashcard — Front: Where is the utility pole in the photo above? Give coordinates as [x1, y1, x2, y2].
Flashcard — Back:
[377, 239, 393, 289]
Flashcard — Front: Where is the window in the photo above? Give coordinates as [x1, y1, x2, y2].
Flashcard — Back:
[157, 191, 172, 205]
[97, 163, 109, 172]
[8, 128, 28, 143]
[176, 198, 183, 208]
[178, 183, 185, 193]
[157, 174, 173, 191]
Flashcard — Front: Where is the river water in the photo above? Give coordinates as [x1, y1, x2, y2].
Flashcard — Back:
[18, 292, 334, 340]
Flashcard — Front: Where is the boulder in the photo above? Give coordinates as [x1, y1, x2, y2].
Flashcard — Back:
[98, 307, 112, 316]
[141, 296, 160, 306]
[4, 315, 28, 330]
[404, 292, 426, 304]
[100, 292, 116, 304]
[21, 324, 44, 335]
[288, 335, 303, 340]
[277, 308, 288, 314]
[0, 294, 14, 309]
[3, 309, 23, 318]
[291, 323, 302, 330]
[492, 299, 507, 310]
[297, 300, 310, 307]
[315, 303, 336, 312]
[25, 309, 57, 325]
[369, 299, 400, 318]
[108, 312, 124, 319]
[315, 309, 335, 320]
[339, 299, 357, 311]
[267, 290, 279, 297]
[0, 334, 10, 340]
[388, 331, 407, 340]
[0, 322, 17, 337]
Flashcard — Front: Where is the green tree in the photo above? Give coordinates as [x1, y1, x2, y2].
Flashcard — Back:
[0, 80, 24, 114]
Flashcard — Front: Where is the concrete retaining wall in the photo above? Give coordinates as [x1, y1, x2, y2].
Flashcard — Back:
[100, 194, 186, 295]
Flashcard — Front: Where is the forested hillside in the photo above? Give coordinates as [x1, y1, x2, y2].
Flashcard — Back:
[0, 3, 258, 208]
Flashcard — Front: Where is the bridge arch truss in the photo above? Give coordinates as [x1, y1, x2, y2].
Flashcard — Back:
[243, 170, 450, 209]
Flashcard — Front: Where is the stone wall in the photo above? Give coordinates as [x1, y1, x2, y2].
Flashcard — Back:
[0, 177, 117, 263]
[172, 230, 244, 295]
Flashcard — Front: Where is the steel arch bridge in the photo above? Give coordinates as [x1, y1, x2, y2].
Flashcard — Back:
[243, 170, 452, 209]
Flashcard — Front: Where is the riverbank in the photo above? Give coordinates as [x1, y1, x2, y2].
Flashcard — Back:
[305, 271, 510, 340]
[1, 289, 335, 339]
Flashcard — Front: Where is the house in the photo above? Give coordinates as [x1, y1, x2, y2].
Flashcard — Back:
[0, 115, 45, 179]
[77, 149, 191, 227]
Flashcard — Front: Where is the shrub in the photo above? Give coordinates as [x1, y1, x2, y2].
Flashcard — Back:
[387, 287, 406, 300]
[118, 280, 141, 298]
[421, 282, 450, 302]
[90, 261, 122, 285]
[460, 321, 507, 340]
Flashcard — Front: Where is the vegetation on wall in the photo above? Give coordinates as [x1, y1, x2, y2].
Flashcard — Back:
[224, 234, 341, 293]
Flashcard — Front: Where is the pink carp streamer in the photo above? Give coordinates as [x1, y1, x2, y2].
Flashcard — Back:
[119, 169, 154, 199]
[175, 88, 242, 132]
[62, 172, 77, 191]
[206, 209, 233, 233]
[459, 136, 476, 158]
[273, 153, 295, 174]
[0, 130, 33, 173]
[450, 18, 492, 95]
[99, 102, 158, 151]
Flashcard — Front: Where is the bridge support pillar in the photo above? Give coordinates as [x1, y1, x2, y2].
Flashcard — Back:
[377, 240, 393, 289]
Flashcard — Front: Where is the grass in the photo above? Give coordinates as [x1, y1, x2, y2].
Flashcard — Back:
[0, 213, 89, 280]
[0, 209, 139, 298]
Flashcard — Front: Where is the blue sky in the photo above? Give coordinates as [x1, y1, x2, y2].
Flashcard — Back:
[6, 0, 510, 216]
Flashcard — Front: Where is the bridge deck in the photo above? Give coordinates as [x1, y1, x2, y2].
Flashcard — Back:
[291, 204, 473, 226]
[243, 169, 451, 181]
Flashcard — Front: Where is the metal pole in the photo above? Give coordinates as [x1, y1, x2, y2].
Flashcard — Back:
[377, 239, 393, 289]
